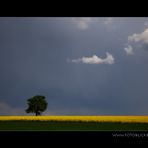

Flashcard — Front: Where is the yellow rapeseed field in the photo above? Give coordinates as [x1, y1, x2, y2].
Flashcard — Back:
[0, 116, 148, 123]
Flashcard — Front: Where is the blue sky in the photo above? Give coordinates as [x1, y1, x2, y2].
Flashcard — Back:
[0, 17, 148, 115]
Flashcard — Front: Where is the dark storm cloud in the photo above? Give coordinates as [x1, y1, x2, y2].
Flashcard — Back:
[0, 17, 148, 115]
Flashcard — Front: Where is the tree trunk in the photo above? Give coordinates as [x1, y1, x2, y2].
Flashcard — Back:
[35, 111, 38, 116]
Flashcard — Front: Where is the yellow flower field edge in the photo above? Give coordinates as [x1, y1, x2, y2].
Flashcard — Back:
[0, 116, 148, 123]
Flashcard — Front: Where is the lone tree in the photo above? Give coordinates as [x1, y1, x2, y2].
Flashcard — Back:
[26, 95, 48, 116]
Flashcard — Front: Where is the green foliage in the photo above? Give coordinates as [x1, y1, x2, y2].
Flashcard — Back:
[0, 121, 148, 131]
[26, 95, 48, 116]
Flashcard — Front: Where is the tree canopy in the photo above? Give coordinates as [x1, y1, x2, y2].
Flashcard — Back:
[26, 95, 48, 116]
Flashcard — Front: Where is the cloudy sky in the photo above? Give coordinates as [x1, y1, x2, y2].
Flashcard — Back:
[0, 17, 148, 115]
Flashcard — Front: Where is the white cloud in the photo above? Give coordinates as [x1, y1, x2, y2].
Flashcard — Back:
[124, 45, 134, 55]
[71, 52, 114, 65]
[144, 22, 148, 28]
[71, 17, 114, 30]
[104, 17, 113, 25]
[0, 102, 25, 115]
[124, 28, 148, 55]
[128, 28, 148, 44]
[71, 58, 82, 63]
[72, 17, 92, 30]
